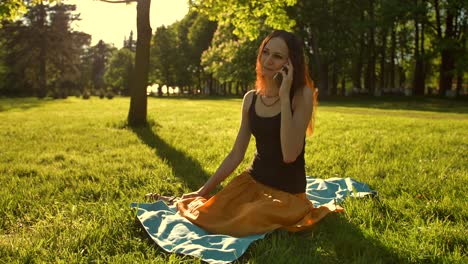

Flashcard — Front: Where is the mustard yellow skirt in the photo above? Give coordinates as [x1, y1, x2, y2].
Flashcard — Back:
[176, 172, 343, 237]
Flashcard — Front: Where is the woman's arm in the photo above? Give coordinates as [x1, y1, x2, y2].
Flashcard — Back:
[181, 91, 254, 199]
[280, 87, 314, 163]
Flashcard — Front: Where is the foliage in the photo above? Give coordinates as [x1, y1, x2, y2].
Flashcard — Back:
[0, 2, 90, 97]
[201, 23, 261, 85]
[90, 40, 117, 91]
[191, 0, 466, 97]
[0, 0, 58, 22]
[149, 25, 177, 89]
[190, 0, 296, 40]
[123, 30, 136, 52]
[149, 11, 216, 92]
[48, 4, 91, 97]
[1, 1, 466, 98]
[104, 48, 135, 96]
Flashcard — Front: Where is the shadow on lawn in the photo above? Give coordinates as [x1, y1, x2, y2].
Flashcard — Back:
[150, 95, 468, 114]
[239, 213, 407, 264]
[0, 97, 60, 112]
[131, 125, 210, 191]
[319, 96, 468, 114]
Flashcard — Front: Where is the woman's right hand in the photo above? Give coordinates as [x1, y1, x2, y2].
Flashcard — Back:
[180, 188, 207, 200]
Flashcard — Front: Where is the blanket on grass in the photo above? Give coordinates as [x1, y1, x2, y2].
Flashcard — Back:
[130, 177, 376, 264]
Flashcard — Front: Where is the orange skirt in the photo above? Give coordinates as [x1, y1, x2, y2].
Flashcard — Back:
[177, 172, 343, 237]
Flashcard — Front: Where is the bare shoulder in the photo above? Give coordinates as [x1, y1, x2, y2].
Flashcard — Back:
[243, 89, 256, 100]
[301, 86, 314, 108]
[302, 86, 314, 100]
[242, 90, 256, 112]
[293, 86, 313, 109]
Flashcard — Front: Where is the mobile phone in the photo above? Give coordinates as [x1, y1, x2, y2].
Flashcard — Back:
[274, 72, 283, 86]
[274, 65, 288, 86]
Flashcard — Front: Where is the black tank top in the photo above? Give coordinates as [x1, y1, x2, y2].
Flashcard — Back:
[247, 93, 306, 194]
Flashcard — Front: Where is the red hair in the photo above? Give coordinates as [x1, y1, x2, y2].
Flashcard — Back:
[255, 30, 318, 136]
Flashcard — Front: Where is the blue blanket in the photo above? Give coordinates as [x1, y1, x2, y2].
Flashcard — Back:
[130, 177, 376, 264]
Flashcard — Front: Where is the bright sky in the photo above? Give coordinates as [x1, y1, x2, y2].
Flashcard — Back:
[65, 0, 189, 48]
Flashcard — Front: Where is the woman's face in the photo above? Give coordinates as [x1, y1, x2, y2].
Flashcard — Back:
[260, 37, 289, 79]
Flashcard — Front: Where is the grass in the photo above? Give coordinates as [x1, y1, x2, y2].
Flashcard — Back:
[0, 96, 467, 263]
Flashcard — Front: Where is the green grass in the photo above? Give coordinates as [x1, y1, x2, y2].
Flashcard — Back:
[0, 96, 467, 263]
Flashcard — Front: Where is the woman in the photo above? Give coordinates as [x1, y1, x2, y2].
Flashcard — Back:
[158, 30, 340, 237]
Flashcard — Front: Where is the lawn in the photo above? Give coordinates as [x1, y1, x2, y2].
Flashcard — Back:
[0, 96, 467, 263]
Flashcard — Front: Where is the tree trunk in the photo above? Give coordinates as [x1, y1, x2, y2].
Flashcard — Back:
[309, 33, 328, 97]
[438, 9, 455, 96]
[413, 1, 425, 96]
[365, 0, 376, 95]
[379, 29, 387, 91]
[390, 24, 396, 89]
[213, 79, 218, 95]
[128, 0, 152, 127]
[439, 50, 455, 96]
[330, 63, 337, 96]
[420, 20, 426, 94]
[320, 59, 329, 97]
[352, 28, 365, 91]
[456, 70, 463, 96]
[38, 3, 47, 98]
[341, 77, 346, 95]
[197, 67, 202, 93]
[208, 74, 213, 95]
[456, 39, 465, 96]
[157, 86, 163, 97]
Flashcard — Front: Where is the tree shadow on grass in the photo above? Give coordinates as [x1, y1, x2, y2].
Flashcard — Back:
[131, 125, 210, 192]
[0, 97, 60, 112]
[130, 211, 406, 264]
[238, 213, 407, 264]
[319, 96, 468, 114]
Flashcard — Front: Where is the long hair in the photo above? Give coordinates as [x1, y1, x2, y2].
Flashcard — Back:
[255, 30, 318, 136]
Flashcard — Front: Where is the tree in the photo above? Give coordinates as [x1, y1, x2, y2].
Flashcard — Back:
[105, 48, 135, 95]
[90, 40, 116, 92]
[28, 2, 48, 97]
[123, 30, 136, 52]
[100, 0, 152, 127]
[0, 20, 31, 95]
[48, 3, 91, 97]
[190, 0, 296, 41]
[294, 0, 362, 96]
[432, 0, 467, 96]
[188, 0, 467, 98]
[172, 12, 197, 92]
[0, 0, 58, 22]
[129, 0, 151, 126]
[150, 25, 177, 96]
[0, 2, 90, 97]
[149, 11, 216, 95]
[187, 12, 217, 93]
[201, 23, 261, 95]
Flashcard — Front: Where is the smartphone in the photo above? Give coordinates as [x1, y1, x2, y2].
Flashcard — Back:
[274, 72, 283, 86]
[274, 66, 288, 86]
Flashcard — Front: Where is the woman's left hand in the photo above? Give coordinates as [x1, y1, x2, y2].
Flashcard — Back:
[279, 58, 293, 99]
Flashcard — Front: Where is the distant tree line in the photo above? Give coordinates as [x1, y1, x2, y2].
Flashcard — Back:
[0, 0, 466, 99]
[0, 2, 132, 98]
[189, 0, 467, 98]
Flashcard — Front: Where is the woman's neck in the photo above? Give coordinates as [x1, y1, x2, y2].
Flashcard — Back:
[263, 78, 280, 97]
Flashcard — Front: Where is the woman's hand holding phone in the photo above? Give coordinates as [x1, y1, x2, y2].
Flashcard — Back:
[277, 58, 293, 99]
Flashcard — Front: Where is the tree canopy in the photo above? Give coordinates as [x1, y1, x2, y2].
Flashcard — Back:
[0, 0, 60, 21]
[0, 0, 466, 99]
